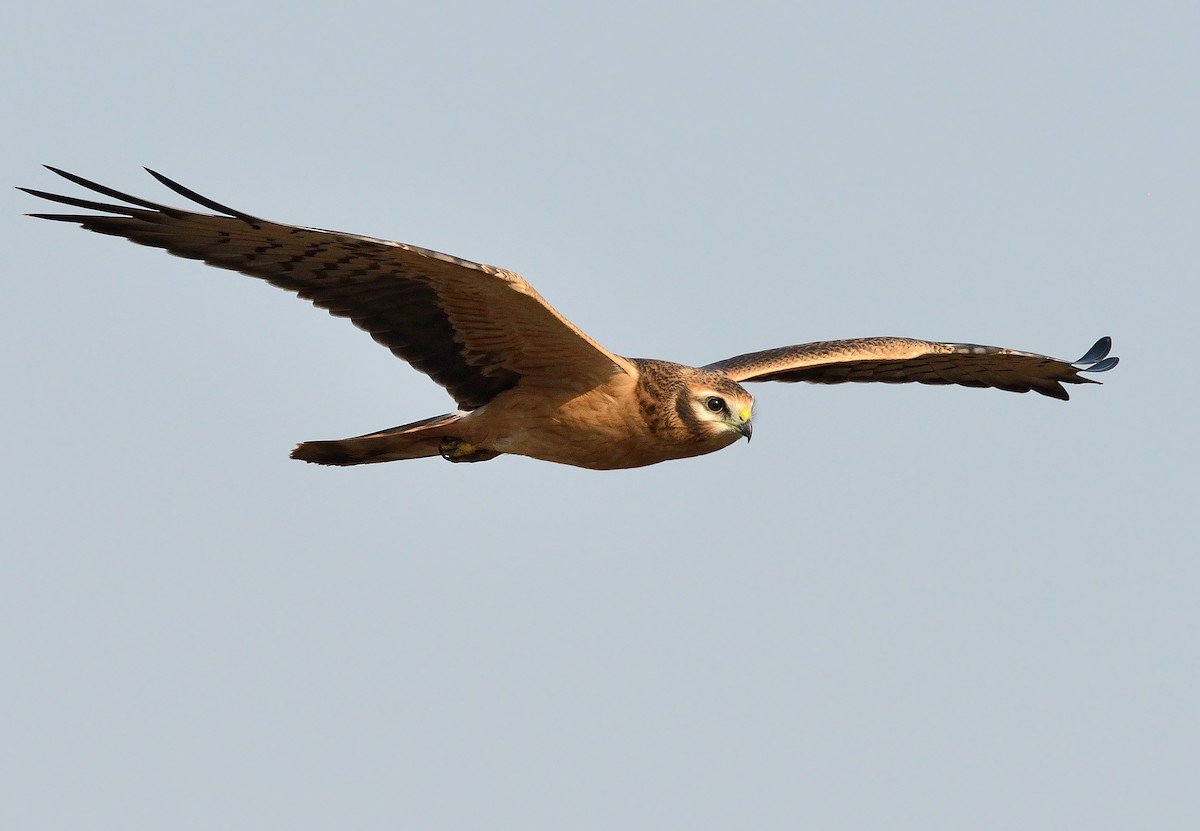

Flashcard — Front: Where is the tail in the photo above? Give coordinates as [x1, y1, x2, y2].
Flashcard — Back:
[291, 412, 472, 466]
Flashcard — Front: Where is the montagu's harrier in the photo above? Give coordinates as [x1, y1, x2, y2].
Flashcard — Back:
[21, 167, 1119, 470]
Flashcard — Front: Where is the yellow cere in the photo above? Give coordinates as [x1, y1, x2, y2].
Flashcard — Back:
[738, 406, 752, 423]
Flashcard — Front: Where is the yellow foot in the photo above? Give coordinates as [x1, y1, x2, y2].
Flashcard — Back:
[438, 437, 500, 464]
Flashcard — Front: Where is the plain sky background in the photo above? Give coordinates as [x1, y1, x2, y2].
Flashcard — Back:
[3, 2, 1196, 829]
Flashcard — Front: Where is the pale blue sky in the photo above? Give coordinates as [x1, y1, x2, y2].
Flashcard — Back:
[3, 2, 1196, 829]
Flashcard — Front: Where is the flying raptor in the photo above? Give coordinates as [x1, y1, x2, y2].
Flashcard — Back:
[22, 167, 1119, 470]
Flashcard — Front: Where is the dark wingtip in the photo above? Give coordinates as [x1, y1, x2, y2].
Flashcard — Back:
[28, 165, 263, 226]
[143, 167, 261, 225]
[1076, 336, 1112, 365]
[1075, 336, 1118, 373]
[25, 212, 97, 222]
[27, 166, 181, 213]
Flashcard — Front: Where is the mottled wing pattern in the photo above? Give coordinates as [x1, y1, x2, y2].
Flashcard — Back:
[22, 167, 633, 410]
[705, 336, 1118, 400]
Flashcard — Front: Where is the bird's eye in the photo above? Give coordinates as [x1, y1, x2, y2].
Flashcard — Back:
[705, 396, 726, 413]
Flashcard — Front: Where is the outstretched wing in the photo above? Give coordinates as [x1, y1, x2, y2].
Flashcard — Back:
[705, 336, 1118, 400]
[21, 167, 634, 410]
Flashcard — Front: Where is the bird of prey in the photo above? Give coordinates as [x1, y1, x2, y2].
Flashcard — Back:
[21, 167, 1119, 470]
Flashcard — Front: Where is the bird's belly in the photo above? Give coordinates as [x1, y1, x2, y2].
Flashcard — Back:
[492, 414, 737, 470]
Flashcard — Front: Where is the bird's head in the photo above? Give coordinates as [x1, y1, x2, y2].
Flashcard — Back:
[681, 372, 754, 444]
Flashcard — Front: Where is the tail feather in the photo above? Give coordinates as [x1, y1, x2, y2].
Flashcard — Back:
[291, 412, 467, 466]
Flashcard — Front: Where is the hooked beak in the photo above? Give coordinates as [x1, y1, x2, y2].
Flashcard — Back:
[736, 406, 753, 442]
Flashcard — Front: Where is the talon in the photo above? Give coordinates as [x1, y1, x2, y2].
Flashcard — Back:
[439, 437, 469, 460]
[438, 437, 499, 464]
